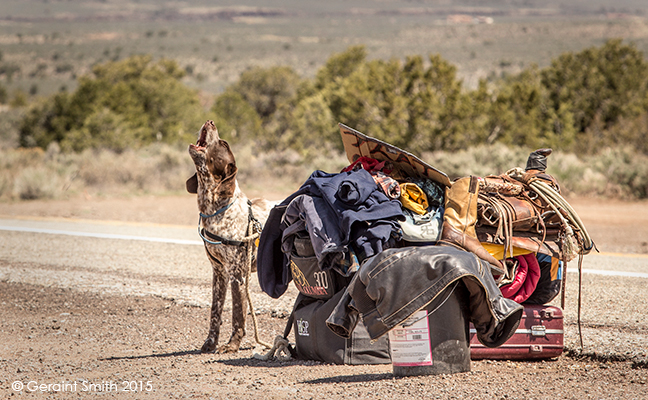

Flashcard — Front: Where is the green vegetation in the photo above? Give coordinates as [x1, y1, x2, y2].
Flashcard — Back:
[210, 40, 648, 159]
[4, 38, 648, 200]
[18, 55, 206, 152]
[0, 83, 7, 104]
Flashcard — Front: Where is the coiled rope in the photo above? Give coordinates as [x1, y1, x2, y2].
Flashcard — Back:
[252, 335, 293, 361]
[508, 167, 595, 351]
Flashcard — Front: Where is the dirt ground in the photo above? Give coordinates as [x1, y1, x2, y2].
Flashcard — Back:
[1, 194, 647, 399]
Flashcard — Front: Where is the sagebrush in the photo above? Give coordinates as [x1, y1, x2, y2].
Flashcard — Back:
[1, 142, 646, 201]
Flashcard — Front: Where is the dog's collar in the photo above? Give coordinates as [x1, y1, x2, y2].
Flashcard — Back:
[199, 198, 236, 219]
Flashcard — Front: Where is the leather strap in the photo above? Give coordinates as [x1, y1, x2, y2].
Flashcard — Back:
[200, 227, 246, 247]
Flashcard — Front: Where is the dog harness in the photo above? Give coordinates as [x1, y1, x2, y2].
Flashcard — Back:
[198, 199, 262, 247]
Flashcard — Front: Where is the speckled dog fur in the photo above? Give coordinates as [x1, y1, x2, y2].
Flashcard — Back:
[187, 120, 272, 353]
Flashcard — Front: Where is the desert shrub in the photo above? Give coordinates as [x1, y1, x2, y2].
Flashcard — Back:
[319, 52, 474, 153]
[10, 90, 28, 108]
[0, 108, 22, 149]
[0, 173, 9, 198]
[314, 45, 367, 90]
[211, 91, 262, 142]
[221, 65, 301, 122]
[597, 111, 648, 156]
[546, 152, 610, 197]
[19, 55, 207, 152]
[0, 83, 7, 104]
[0, 147, 64, 200]
[13, 166, 63, 200]
[211, 65, 303, 155]
[541, 39, 648, 154]
[1, 142, 647, 200]
[7, 41, 648, 200]
[232, 140, 349, 195]
[423, 143, 529, 181]
[591, 147, 648, 199]
[17, 40, 648, 160]
[0, 62, 21, 81]
[0, 143, 196, 200]
[542, 39, 648, 135]
[213, 41, 648, 158]
[487, 67, 576, 150]
[266, 91, 340, 157]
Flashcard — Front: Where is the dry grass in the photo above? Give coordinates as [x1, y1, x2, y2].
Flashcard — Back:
[0, 143, 195, 201]
[1, 141, 646, 202]
[0, 141, 348, 201]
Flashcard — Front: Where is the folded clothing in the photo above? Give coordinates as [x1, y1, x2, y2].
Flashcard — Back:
[399, 182, 429, 215]
[409, 177, 444, 208]
[399, 207, 443, 243]
[499, 253, 541, 303]
[371, 171, 401, 199]
[257, 169, 404, 299]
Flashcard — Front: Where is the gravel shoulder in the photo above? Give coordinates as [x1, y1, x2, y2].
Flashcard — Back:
[1, 194, 647, 399]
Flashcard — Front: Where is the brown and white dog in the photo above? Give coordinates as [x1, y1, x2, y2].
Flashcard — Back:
[187, 120, 272, 353]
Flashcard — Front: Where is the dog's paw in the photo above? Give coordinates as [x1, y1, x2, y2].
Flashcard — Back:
[217, 342, 240, 354]
[201, 337, 217, 353]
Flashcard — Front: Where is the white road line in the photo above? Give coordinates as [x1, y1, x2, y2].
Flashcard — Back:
[0, 226, 203, 246]
[566, 268, 648, 279]
[2, 225, 647, 278]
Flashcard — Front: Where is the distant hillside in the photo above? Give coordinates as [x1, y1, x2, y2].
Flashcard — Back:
[1, 1, 647, 99]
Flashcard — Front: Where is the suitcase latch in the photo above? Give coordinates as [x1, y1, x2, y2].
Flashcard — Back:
[531, 325, 546, 337]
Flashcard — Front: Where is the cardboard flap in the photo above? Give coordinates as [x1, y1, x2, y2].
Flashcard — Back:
[339, 123, 451, 187]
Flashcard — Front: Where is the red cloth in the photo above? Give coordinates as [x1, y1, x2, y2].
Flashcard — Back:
[512, 253, 541, 303]
[499, 257, 528, 298]
[341, 156, 393, 175]
[499, 253, 541, 304]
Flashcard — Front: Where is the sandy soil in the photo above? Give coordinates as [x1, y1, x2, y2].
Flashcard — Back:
[1, 194, 647, 399]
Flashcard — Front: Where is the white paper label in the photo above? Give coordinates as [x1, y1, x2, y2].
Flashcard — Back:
[388, 310, 433, 366]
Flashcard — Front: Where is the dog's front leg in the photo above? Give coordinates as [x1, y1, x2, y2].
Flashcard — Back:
[201, 263, 228, 353]
[218, 271, 248, 353]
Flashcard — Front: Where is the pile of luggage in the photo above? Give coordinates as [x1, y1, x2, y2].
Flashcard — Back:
[257, 124, 593, 364]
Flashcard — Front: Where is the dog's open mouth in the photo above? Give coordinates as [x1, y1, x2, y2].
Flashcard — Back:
[191, 128, 208, 151]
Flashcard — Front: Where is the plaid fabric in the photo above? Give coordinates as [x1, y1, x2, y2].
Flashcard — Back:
[371, 171, 401, 199]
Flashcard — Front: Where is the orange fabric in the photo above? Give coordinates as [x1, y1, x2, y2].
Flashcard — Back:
[399, 183, 428, 215]
[481, 243, 533, 260]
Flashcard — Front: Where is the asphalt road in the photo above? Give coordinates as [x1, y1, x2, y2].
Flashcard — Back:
[1, 216, 647, 364]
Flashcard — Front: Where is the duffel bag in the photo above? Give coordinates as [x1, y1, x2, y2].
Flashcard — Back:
[288, 233, 353, 300]
[293, 291, 391, 365]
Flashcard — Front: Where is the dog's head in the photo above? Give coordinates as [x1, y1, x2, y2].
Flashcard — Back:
[187, 120, 238, 198]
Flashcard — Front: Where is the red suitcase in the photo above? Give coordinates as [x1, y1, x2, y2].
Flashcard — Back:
[469, 304, 564, 360]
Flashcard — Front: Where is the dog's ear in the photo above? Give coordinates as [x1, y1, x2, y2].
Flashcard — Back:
[218, 163, 238, 197]
[186, 173, 198, 194]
